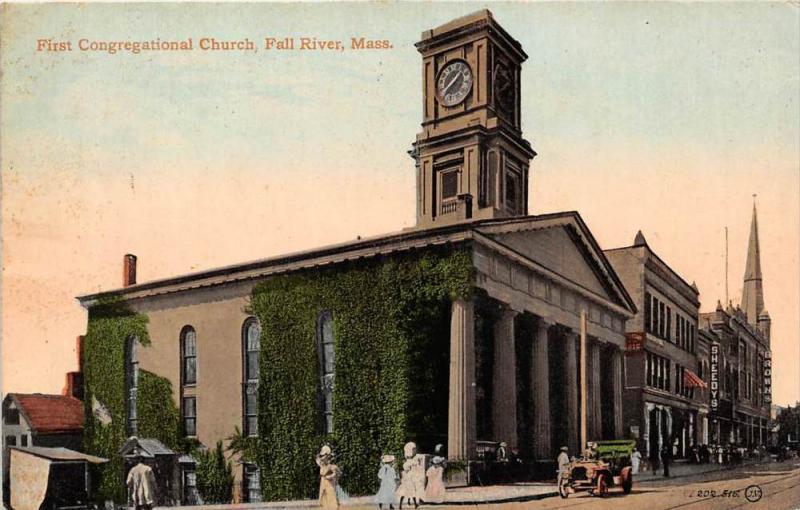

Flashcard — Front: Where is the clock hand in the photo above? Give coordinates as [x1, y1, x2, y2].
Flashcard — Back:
[444, 73, 461, 94]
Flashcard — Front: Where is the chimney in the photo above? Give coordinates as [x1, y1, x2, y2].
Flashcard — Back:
[123, 254, 137, 287]
[62, 335, 85, 399]
[63, 372, 84, 400]
[76, 335, 84, 370]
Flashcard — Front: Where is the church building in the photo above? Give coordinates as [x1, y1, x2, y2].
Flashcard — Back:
[77, 11, 636, 503]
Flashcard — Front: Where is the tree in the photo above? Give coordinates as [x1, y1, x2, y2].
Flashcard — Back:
[776, 404, 800, 446]
[195, 440, 234, 503]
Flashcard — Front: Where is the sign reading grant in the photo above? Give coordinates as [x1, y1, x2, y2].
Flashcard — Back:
[710, 342, 720, 412]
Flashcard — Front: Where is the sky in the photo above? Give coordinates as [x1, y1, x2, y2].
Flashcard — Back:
[2, 2, 798, 406]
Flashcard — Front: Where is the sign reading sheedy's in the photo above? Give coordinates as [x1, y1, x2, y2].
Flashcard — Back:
[763, 351, 772, 404]
[710, 342, 720, 411]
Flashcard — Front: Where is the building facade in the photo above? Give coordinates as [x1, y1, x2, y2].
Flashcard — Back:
[605, 231, 708, 464]
[699, 205, 772, 448]
[76, 11, 638, 502]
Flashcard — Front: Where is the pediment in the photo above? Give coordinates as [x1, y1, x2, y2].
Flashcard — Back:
[477, 218, 631, 310]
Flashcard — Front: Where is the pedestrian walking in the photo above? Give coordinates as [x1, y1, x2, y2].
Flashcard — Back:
[424, 445, 447, 504]
[630, 448, 642, 475]
[397, 442, 425, 509]
[376, 454, 397, 509]
[660, 443, 672, 478]
[316, 445, 340, 510]
[126, 453, 156, 510]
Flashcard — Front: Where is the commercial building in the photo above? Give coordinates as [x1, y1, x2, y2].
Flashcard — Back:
[605, 231, 708, 464]
[700, 205, 772, 447]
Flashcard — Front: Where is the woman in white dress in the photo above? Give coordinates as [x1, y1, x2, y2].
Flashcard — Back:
[397, 442, 424, 509]
[376, 454, 397, 509]
[630, 448, 642, 474]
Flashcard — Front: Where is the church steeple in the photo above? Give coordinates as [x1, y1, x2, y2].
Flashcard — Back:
[741, 199, 765, 326]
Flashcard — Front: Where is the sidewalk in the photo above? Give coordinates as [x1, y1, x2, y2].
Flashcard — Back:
[165, 458, 774, 510]
[168, 483, 558, 510]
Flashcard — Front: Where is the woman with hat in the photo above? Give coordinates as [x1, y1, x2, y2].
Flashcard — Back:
[397, 441, 424, 509]
[376, 453, 398, 509]
[424, 444, 447, 504]
[316, 444, 340, 510]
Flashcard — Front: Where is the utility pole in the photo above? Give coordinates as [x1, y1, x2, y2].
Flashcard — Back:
[725, 226, 729, 305]
[580, 309, 588, 451]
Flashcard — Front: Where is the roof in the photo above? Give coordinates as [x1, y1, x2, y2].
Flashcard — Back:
[119, 437, 175, 457]
[6, 393, 83, 434]
[76, 212, 637, 315]
[9, 446, 107, 464]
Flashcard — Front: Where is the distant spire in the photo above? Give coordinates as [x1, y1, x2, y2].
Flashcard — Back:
[741, 197, 765, 326]
[634, 230, 647, 247]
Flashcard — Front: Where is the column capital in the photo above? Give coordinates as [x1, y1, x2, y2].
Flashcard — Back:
[498, 305, 520, 319]
[537, 315, 556, 330]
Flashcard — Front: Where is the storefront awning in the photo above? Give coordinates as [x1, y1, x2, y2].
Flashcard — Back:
[684, 369, 707, 388]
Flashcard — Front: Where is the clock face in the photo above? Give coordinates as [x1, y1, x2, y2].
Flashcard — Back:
[494, 65, 514, 114]
[436, 60, 473, 107]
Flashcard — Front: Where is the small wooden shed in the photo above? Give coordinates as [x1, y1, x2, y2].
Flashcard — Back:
[9, 446, 107, 510]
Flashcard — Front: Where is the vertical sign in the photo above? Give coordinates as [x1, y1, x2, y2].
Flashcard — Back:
[710, 342, 720, 411]
[763, 351, 772, 404]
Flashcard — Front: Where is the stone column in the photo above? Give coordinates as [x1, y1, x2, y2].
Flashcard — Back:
[448, 298, 476, 460]
[564, 331, 580, 455]
[532, 317, 552, 460]
[611, 347, 624, 438]
[492, 308, 518, 447]
[589, 341, 602, 439]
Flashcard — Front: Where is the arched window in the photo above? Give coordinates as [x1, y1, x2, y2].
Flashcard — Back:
[125, 335, 139, 436]
[242, 318, 261, 437]
[317, 312, 335, 434]
[181, 326, 197, 386]
[180, 326, 197, 437]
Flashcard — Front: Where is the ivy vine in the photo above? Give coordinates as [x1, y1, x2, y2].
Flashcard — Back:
[250, 246, 473, 500]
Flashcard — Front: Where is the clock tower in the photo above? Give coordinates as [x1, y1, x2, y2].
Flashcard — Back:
[412, 10, 536, 229]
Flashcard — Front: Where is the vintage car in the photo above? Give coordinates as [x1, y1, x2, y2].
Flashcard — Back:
[558, 440, 635, 498]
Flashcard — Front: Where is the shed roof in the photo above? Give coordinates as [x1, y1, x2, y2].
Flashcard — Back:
[10, 446, 107, 464]
[119, 437, 175, 457]
[5, 393, 83, 434]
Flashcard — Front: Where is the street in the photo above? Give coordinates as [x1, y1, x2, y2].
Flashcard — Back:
[429, 462, 800, 510]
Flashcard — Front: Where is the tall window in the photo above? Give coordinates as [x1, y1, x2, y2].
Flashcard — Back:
[183, 468, 200, 504]
[644, 292, 651, 333]
[181, 327, 197, 385]
[183, 396, 197, 437]
[243, 463, 262, 503]
[318, 312, 335, 434]
[505, 170, 520, 213]
[242, 318, 261, 437]
[666, 307, 672, 341]
[126, 335, 139, 436]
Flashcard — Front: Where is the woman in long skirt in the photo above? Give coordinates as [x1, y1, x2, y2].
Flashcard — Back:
[376, 454, 397, 509]
[397, 442, 423, 509]
[316, 445, 339, 510]
[424, 445, 447, 504]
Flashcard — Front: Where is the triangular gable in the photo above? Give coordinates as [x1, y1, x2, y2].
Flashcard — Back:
[474, 213, 636, 314]
[492, 226, 613, 299]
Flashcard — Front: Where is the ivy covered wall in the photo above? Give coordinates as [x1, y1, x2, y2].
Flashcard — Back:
[82, 299, 185, 503]
[250, 246, 473, 500]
